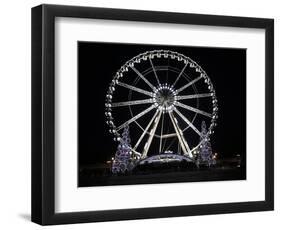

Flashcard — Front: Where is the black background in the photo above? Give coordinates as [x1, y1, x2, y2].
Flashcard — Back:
[78, 42, 246, 166]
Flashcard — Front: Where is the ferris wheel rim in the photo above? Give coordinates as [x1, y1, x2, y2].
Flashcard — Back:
[105, 50, 218, 158]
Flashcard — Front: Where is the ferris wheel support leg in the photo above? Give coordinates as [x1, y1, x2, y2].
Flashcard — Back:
[159, 112, 165, 154]
[133, 110, 159, 151]
[169, 111, 192, 158]
[141, 111, 162, 159]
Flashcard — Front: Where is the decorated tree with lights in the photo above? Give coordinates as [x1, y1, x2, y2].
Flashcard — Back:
[111, 126, 134, 174]
[196, 121, 216, 167]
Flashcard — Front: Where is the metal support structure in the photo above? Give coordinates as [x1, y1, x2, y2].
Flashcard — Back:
[117, 105, 155, 131]
[142, 110, 162, 158]
[112, 98, 153, 107]
[133, 110, 159, 151]
[176, 93, 212, 100]
[131, 66, 155, 90]
[149, 58, 161, 85]
[175, 101, 212, 118]
[172, 62, 188, 87]
[117, 82, 154, 97]
[106, 50, 218, 162]
[168, 111, 192, 157]
[176, 75, 203, 93]
[174, 108, 202, 136]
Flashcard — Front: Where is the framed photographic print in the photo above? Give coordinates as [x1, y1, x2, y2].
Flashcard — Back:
[31, 4, 274, 225]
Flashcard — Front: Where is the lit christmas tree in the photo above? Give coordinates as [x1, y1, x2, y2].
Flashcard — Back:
[111, 126, 135, 174]
[196, 121, 216, 167]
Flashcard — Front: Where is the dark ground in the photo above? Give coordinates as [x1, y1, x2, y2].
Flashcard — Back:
[79, 158, 245, 187]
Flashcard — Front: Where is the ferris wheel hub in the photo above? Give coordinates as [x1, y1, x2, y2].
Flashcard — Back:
[153, 84, 177, 113]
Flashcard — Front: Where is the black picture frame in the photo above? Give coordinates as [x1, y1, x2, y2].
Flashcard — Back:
[31, 4, 274, 225]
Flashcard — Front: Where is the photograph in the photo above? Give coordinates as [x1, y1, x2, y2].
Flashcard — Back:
[30, 3, 274, 225]
[78, 42, 246, 187]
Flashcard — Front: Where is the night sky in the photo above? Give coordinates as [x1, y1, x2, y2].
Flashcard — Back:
[78, 42, 246, 167]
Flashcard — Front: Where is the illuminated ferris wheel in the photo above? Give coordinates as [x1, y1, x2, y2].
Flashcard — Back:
[105, 50, 218, 160]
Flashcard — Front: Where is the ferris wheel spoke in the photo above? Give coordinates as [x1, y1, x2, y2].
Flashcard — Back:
[168, 111, 192, 157]
[159, 112, 165, 154]
[175, 101, 212, 118]
[133, 110, 159, 150]
[172, 62, 188, 87]
[165, 59, 170, 83]
[142, 111, 162, 158]
[131, 66, 155, 90]
[149, 58, 161, 85]
[112, 98, 154, 107]
[117, 82, 153, 97]
[176, 75, 203, 94]
[116, 105, 155, 131]
[176, 93, 213, 100]
[174, 108, 202, 137]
